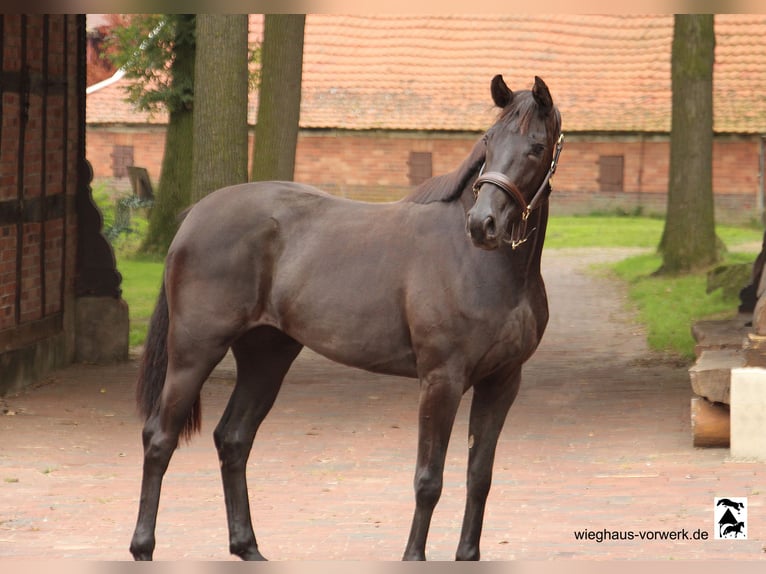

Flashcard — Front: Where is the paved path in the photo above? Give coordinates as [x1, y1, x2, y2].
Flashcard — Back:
[1, 248, 764, 561]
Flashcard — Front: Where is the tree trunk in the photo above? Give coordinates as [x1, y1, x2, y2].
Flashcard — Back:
[250, 14, 305, 182]
[659, 14, 718, 274]
[141, 14, 195, 256]
[191, 14, 249, 202]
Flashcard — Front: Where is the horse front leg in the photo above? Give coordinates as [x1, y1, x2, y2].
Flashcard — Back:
[455, 366, 521, 561]
[402, 367, 464, 561]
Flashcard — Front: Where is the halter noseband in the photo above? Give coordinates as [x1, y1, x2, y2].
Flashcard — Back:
[472, 133, 564, 249]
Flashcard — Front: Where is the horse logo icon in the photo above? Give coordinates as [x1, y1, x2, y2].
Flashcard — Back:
[716, 498, 745, 512]
[714, 497, 747, 539]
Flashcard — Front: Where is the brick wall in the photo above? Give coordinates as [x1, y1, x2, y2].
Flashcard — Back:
[1, 14, 81, 393]
[295, 131, 478, 202]
[86, 125, 167, 193]
[556, 137, 670, 195]
[87, 126, 480, 202]
[553, 136, 761, 221]
[557, 135, 759, 196]
[86, 125, 764, 222]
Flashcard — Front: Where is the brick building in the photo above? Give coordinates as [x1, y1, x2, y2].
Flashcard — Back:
[1, 14, 127, 395]
[86, 14, 766, 223]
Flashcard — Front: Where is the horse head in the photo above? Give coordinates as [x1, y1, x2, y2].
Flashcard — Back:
[467, 75, 562, 250]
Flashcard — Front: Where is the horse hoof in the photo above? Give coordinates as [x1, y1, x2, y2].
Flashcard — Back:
[456, 551, 480, 561]
[130, 547, 153, 561]
[240, 551, 267, 561]
[232, 545, 267, 561]
[129, 538, 155, 561]
[402, 552, 426, 561]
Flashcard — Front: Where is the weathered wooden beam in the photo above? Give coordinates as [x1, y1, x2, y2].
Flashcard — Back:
[689, 348, 743, 404]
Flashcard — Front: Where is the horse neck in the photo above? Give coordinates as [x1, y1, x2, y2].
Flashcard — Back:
[529, 201, 549, 273]
[505, 201, 549, 285]
[457, 176, 480, 212]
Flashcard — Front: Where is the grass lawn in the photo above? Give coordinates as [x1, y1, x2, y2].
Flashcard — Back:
[116, 215, 764, 356]
[611, 251, 756, 360]
[117, 258, 164, 347]
[545, 215, 762, 249]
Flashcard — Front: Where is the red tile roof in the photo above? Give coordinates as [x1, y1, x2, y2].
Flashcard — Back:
[86, 14, 766, 134]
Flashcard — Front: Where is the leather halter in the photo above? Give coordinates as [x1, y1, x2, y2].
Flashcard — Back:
[473, 133, 564, 249]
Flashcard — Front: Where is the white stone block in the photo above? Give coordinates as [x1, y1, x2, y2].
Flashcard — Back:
[730, 367, 766, 460]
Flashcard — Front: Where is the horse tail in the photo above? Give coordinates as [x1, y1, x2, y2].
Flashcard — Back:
[136, 280, 202, 443]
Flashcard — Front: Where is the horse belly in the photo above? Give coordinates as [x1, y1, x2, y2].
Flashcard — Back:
[287, 306, 418, 377]
[272, 267, 418, 378]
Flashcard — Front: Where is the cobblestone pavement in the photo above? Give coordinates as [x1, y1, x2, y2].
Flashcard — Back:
[1, 247, 764, 561]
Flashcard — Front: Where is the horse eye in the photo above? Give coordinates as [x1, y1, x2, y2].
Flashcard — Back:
[530, 143, 545, 157]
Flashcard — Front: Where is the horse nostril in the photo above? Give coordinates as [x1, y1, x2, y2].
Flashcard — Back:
[483, 216, 496, 238]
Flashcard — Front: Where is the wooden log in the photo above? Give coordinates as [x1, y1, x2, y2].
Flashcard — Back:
[691, 396, 730, 448]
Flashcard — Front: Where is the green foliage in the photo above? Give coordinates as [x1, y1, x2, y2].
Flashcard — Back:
[106, 14, 196, 114]
[106, 195, 153, 243]
[91, 184, 116, 230]
[248, 43, 262, 92]
[105, 13, 261, 115]
[706, 263, 753, 299]
[92, 183, 153, 259]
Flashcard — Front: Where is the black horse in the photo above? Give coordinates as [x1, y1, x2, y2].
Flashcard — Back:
[129, 75, 563, 561]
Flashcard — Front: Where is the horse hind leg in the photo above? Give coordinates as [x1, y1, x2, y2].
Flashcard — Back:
[130, 337, 229, 560]
[214, 327, 303, 561]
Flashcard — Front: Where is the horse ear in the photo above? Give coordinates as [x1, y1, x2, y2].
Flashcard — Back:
[491, 74, 513, 109]
[532, 76, 553, 114]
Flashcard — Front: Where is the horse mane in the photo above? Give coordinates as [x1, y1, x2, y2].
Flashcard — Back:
[400, 136, 486, 205]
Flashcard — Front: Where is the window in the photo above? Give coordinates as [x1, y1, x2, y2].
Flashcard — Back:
[408, 151, 433, 186]
[111, 145, 134, 178]
[598, 155, 624, 192]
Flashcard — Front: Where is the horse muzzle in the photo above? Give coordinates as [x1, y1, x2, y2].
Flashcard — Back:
[466, 196, 510, 250]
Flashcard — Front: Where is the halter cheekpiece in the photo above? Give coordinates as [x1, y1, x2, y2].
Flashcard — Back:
[473, 133, 564, 249]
